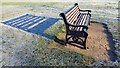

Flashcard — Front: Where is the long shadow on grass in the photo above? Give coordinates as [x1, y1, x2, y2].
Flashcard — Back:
[101, 23, 117, 61]
[89, 21, 117, 61]
[2, 14, 60, 39]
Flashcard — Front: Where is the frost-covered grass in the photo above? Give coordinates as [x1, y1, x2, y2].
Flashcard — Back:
[1, 2, 119, 66]
[1, 2, 74, 6]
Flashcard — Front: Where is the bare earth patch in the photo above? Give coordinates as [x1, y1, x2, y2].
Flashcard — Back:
[48, 22, 115, 61]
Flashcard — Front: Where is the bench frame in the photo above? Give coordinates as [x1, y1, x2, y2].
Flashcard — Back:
[60, 3, 91, 49]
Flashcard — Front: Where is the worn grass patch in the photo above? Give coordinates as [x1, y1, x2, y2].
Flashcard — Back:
[47, 21, 116, 61]
[44, 24, 94, 65]
[28, 21, 94, 65]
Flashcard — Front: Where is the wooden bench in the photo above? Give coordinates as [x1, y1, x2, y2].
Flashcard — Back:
[60, 3, 91, 49]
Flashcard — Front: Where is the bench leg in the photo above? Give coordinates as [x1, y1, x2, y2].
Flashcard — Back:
[83, 36, 87, 49]
[65, 34, 72, 45]
[65, 34, 68, 45]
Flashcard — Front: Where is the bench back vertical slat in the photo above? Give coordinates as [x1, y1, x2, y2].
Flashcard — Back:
[65, 5, 80, 25]
[66, 8, 80, 25]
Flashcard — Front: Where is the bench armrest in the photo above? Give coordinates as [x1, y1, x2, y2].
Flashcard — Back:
[79, 10, 91, 17]
[80, 10, 91, 12]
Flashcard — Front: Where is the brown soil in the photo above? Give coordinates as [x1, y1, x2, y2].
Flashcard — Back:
[48, 22, 115, 61]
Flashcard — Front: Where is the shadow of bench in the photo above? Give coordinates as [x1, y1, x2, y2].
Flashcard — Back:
[2, 14, 60, 39]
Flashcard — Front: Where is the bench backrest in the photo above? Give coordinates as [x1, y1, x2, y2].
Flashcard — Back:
[60, 3, 80, 25]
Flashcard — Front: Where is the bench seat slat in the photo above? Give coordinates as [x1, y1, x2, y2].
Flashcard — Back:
[70, 14, 90, 32]
[80, 14, 88, 30]
[70, 14, 85, 31]
[75, 14, 85, 25]
[85, 15, 90, 25]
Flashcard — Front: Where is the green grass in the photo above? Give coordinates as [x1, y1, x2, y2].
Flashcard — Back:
[2, 41, 6, 44]
[34, 47, 94, 65]
[44, 20, 64, 36]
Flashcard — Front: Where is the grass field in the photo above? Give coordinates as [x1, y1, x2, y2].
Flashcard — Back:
[0, 2, 119, 66]
[1, 2, 75, 6]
